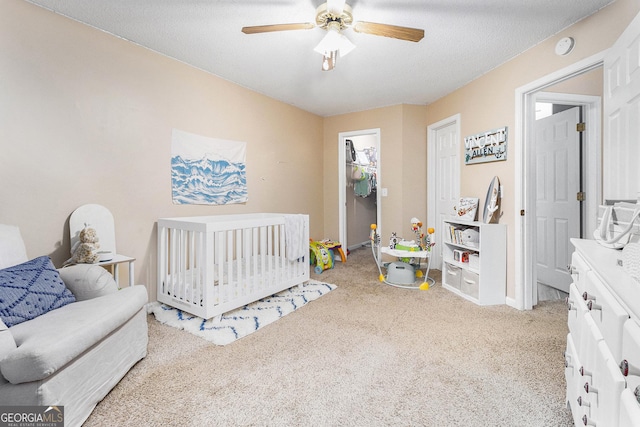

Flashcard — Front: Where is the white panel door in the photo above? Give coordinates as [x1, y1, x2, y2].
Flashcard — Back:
[535, 107, 581, 292]
[434, 122, 460, 269]
[603, 11, 640, 201]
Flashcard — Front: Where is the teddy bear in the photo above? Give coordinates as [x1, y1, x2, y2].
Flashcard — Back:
[66, 225, 101, 265]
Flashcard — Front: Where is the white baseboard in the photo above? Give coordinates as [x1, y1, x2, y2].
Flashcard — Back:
[348, 241, 370, 251]
[506, 296, 524, 310]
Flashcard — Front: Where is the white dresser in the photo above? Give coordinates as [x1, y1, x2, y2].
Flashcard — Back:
[566, 239, 640, 426]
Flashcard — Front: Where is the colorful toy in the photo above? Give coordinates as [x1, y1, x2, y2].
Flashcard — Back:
[410, 217, 435, 252]
[309, 239, 346, 274]
[389, 232, 399, 249]
[320, 239, 347, 263]
[370, 219, 436, 290]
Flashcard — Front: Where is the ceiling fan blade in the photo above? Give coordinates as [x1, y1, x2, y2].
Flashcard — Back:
[352, 21, 424, 42]
[241, 23, 315, 34]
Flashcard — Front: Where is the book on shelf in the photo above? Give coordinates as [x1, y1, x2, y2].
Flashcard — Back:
[447, 224, 480, 248]
[448, 224, 465, 245]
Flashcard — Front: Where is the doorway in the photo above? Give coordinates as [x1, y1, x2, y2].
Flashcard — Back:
[534, 104, 583, 300]
[338, 129, 381, 253]
[427, 114, 461, 270]
[515, 57, 603, 310]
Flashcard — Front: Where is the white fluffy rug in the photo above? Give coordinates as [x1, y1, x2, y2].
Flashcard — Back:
[147, 280, 336, 345]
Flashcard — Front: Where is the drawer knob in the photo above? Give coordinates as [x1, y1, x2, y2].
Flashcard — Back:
[566, 297, 577, 311]
[579, 366, 592, 377]
[619, 359, 640, 377]
[584, 382, 598, 395]
[587, 300, 602, 311]
[582, 292, 595, 302]
[564, 352, 573, 368]
[635, 385, 640, 404]
[577, 396, 590, 407]
[582, 415, 597, 426]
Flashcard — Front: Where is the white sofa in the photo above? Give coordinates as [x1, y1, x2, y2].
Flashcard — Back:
[0, 224, 148, 427]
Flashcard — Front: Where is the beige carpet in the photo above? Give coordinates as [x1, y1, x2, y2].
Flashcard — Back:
[84, 247, 573, 426]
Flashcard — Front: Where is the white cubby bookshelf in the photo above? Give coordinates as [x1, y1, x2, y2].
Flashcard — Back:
[441, 218, 506, 305]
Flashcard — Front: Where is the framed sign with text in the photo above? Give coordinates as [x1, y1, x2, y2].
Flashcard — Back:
[464, 127, 507, 165]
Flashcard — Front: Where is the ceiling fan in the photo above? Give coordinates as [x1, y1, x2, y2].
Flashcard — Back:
[241, 0, 424, 71]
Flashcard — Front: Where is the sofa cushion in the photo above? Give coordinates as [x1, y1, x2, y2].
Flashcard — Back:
[1, 285, 147, 384]
[0, 256, 76, 327]
[0, 319, 16, 361]
[58, 264, 118, 301]
[0, 224, 28, 270]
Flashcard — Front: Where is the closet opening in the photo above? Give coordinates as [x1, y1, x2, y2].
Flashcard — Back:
[338, 129, 381, 254]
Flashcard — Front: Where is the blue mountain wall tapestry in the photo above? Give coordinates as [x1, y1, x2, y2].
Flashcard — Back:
[171, 129, 248, 205]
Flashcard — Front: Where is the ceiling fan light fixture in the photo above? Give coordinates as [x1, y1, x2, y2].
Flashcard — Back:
[314, 27, 356, 58]
[322, 51, 337, 71]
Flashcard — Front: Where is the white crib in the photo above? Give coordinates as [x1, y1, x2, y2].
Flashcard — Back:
[157, 213, 309, 319]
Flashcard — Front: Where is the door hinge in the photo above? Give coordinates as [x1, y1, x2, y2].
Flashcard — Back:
[520, 209, 525, 216]
[577, 192, 586, 201]
[576, 122, 586, 132]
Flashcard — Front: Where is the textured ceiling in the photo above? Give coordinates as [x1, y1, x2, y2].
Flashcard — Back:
[26, 0, 614, 117]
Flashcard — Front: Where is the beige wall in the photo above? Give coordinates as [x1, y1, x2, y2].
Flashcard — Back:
[545, 67, 603, 97]
[424, 0, 639, 299]
[0, 0, 324, 299]
[323, 104, 429, 246]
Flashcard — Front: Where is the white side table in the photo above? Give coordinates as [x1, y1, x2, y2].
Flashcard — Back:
[98, 254, 135, 287]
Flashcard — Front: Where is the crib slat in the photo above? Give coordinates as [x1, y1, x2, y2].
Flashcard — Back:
[267, 225, 273, 289]
[227, 229, 234, 301]
[252, 227, 259, 292]
[196, 231, 202, 306]
[217, 230, 225, 304]
[178, 229, 185, 301]
[192, 231, 197, 305]
[235, 228, 242, 297]
[206, 229, 216, 311]
[158, 224, 166, 295]
[243, 228, 250, 294]
[260, 225, 267, 291]
[187, 230, 194, 305]
[170, 228, 177, 297]
[278, 224, 286, 280]
[272, 224, 278, 283]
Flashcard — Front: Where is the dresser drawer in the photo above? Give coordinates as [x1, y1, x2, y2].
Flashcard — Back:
[583, 341, 626, 426]
[568, 283, 589, 348]
[585, 271, 630, 362]
[565, 333, 585, 424]
[574, 316, 603, 414]
[621, 320, 640, 381]
[571, 251, 591, 293]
